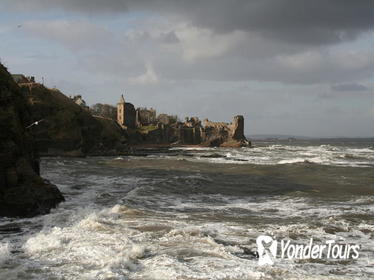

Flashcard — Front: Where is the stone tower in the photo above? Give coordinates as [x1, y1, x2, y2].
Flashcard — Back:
[231, 115, 244, 140]
[117, 94, 126, 128]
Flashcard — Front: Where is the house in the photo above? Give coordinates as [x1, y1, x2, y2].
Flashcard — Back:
[11, 74, 35, 84]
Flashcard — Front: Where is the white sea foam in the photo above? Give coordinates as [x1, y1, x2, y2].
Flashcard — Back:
[17, 202, 313, 279]
[23, 205, 148, 279]
[14, 194, 373, 280]
[278, 157, 307, 164]
[2, 155, 372, 279]
[0, 242, 11, 264]
[165, 144, 374, 167]
[170, 147, 216, 151]
[21, 204, 260, 279]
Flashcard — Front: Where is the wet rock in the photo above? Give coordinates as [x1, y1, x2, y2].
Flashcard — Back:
[5, 168, 18, 187]
[0, 63, 64, 217]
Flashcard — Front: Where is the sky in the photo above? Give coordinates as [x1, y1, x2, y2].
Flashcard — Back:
[1, 0, 374, 137]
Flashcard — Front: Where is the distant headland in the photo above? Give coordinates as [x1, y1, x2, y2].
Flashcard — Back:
[10, 73, 250, 157]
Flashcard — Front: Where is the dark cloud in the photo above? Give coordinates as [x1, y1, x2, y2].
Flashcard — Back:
[1, 0, 129, 14]
[2, 0, 374, 137]
[3, 0, 374, 45]
[331, 83, 368, 92]
[159, 31, 180, 44]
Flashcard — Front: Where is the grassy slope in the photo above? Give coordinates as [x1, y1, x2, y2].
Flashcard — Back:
[21, 83, 127, 155]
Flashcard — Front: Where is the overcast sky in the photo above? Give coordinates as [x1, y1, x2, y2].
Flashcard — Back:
[1, 0, 374, 137]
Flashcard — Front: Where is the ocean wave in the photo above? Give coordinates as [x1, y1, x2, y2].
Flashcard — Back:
[11, 195, 374, 279]
[20, 204, 263, 279]
[170, 147, 216, 151]
[163, 144, 374, 167]
[277, 158, 311, 164]
[3, 153, 372, 279]
[23, 205, 147, 279]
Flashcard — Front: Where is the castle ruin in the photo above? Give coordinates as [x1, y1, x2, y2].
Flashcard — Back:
[117, 94, 136, 128]
[116, 93, 250, 147]
[136, 107, 156, 127]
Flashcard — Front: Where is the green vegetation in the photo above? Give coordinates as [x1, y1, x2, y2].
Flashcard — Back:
[19, 83, 128, 155]
[137, 124, 158, 133]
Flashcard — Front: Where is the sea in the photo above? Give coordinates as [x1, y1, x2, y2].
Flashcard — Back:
[0, 139, 373, 279]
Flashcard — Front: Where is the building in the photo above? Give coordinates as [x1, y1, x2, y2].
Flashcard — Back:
[11, 74, 35, 84]
[71, 95, 88, 108]
[157, 113, 177, 125]
[135, 107, 156, 126]
[117, 94, 136, 128]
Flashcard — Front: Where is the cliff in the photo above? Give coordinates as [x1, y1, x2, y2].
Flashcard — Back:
[20, 83, 128, 156]
[0, 64, 64, 217]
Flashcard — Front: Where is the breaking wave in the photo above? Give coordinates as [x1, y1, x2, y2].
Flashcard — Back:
[0, 242, 10, 265]
[0, 141, 373, 279]
[17, 194, 374, 279]
[23, 206, 147, 279]
[171, 144, 374, 167]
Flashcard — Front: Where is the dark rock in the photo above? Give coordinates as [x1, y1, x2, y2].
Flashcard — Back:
[5, 168, 18, 187]
[0, 63, 64, 218]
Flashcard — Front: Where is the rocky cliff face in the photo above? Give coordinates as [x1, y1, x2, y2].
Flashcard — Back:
[20, 83, 128, 156]
[0, 64, 64, 217]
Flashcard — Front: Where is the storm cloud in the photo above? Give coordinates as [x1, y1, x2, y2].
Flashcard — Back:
[1, 1, 374, 136]
[4, 0, 374, 45]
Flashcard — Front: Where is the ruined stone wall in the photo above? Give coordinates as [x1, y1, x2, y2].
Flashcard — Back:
[178, 126, 202, 145]
[228, 115, 245, 141]
[202, 115, 250, 147]
[130, 112, 249, 147]
[136, 108, 156, 126]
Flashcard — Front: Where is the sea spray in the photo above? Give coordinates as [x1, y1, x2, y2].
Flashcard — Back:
[0, 242, 10, 264]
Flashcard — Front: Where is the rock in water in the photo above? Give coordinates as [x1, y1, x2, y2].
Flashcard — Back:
[0, 63, 64, 218]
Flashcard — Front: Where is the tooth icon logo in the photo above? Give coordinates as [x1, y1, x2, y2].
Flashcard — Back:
[257, 235, 277, 265]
